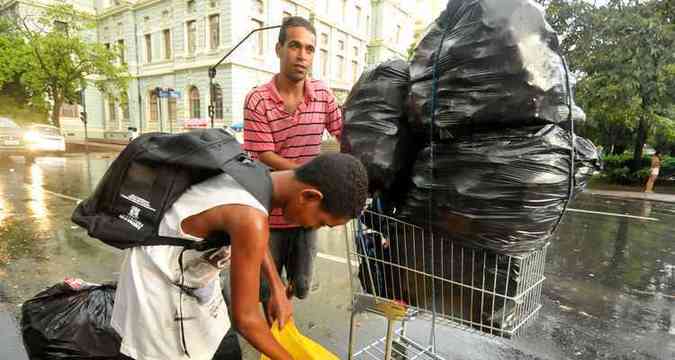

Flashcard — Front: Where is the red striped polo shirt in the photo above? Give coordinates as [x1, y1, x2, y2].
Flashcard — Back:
[243, 75, 342, 228]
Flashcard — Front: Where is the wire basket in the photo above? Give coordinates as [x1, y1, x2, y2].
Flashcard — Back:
[344, 210, 548, 359]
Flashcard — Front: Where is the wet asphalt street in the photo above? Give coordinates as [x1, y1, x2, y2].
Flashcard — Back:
[0, 152, 673, 360]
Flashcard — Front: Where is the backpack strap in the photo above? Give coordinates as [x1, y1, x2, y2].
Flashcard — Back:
[219, 152, 273, 213]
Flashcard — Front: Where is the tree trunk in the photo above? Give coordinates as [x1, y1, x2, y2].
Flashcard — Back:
[51, 97, 63, 128]
[631, 115, 649, 171]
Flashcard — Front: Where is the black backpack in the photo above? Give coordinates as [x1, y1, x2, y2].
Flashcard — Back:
[71, 128, 272, 251]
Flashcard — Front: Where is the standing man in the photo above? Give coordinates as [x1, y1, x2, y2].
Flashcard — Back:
[644, 150, 662, 193]
[243, 16, 342, 300]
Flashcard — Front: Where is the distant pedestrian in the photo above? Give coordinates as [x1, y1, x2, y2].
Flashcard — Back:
[644, 151, 661, 193]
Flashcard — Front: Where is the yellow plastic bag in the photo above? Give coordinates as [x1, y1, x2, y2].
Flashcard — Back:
[260, 320, 339, 360]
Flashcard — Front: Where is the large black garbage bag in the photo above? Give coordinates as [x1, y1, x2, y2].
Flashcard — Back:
[394, 125, 601, 255]
[21, 278, 121, 359]
[341, 59, 417, 194]
[409, 0, 585, 140]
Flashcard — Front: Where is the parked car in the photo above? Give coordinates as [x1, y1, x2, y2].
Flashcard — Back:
[23, 124, 66, 156]
[227, 121, 244, 143]
[0, 118, 66, 162]
[0, 117, 28, 160]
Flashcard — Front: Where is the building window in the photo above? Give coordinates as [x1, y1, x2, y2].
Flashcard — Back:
[352, 60, 358, 82]
[252, 0, 264, 15]
[212, 84, 223, 120]
[337, 54, 344, 79]
[250, 19, 264, 55]
[121, 96, 130, 121]
[163, 29, 172, 59]
[320, 33, 329, 76]
[352, 46, 359, 81]
[189, 86, 200, 119]
[366, 15, 370, 36]
[117, 39, 125, 64]
[187, 0, 196, 13]
[149, 91, 159, 123]
[336, 39, 345, 79]
[144, 34, 152, 63]
[108, 98, 118, 126]
[341, 0, 347, 23]
[186, 20, 197, 55]
[168, 97, 177, 128]
[355, 5, 362, 30]
[60, 104, 78, 118]
[320, 49, 328, 77]
[54, 20, 68, 33]
[396, 25, 401, 44]
[282, 0, 294, 19]
[209, 14, 220, 50]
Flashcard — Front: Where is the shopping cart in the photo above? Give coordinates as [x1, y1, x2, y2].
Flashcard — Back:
[344, 210, 548, 359]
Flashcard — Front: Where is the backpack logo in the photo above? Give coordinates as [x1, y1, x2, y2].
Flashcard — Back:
[119, 205, 144, 231]
[129, 206, 141, 219]
[121, 193, 156, 212]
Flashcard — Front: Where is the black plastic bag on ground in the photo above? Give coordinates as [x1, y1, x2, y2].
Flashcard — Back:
[394, 125, 601, 255]
[21, 278, 121, 360]
[341, 59, 417, 194]
[409, 0, 585, 140]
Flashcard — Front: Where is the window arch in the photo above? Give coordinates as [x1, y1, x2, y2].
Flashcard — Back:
[212, 84, 223, 120]
[107, 96, 118, 129]
[189, 86, 200, 119]
[168, 97, 177, 129]
[148, 90, 159, 123]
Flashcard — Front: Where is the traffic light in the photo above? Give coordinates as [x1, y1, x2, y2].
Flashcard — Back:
[80, 111, 87, 124]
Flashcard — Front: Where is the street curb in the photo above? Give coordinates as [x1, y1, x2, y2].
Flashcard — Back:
[585, 189, 675, 204]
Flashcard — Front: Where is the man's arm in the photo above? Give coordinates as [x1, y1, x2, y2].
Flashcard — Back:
[258, 151, 299, 170]
[325, 95, 343, 142]
[243, 91, 298, 171]
[224, 205, 292, 360]
[261, 249, 293, 327]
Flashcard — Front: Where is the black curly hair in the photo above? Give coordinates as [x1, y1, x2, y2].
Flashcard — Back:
[295, 153, 368, 218]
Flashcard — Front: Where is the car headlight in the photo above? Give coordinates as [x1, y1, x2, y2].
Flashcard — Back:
[23, 131, 41, 142]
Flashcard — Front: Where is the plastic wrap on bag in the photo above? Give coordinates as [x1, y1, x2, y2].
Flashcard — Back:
[409, 0, 585, 140]
[393, 125, 600, 255]
[341, 59, 417, 194]
[21, 278, 121, 359]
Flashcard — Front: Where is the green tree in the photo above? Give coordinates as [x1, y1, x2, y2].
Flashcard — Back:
[5, 4, 128, 127]
[539, 0, 675, 166]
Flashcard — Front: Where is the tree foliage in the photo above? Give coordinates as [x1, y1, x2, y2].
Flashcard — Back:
[538, 0, 675, 166]
[0, 4, 128, 127]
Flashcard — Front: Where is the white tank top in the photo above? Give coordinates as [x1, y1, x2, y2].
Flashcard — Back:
[111, 173, 268, 360]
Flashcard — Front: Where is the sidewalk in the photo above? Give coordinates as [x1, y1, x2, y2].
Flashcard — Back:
[585, 189, 675, 204]
[0, 304, 28, 360]
[66, 139, 126, 152]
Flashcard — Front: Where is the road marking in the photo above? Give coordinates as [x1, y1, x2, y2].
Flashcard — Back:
[317, 252, 358, 266]
[567, 208, 659, 222]
[24, 184, 83, 203]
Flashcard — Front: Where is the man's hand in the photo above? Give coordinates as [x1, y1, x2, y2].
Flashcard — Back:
[266, 285, 294, 329]
[258, 151, 300, 171]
